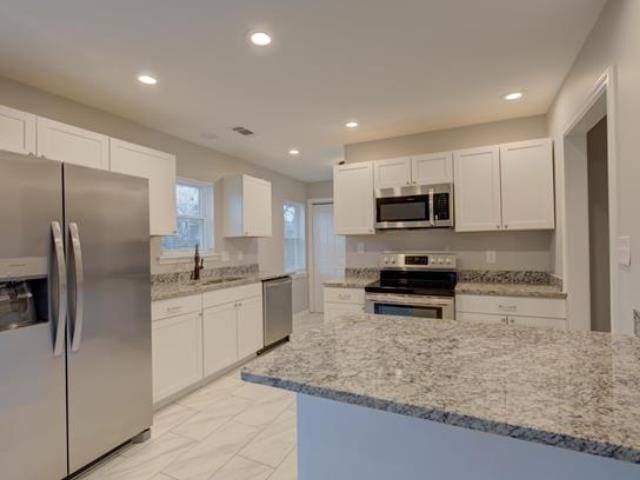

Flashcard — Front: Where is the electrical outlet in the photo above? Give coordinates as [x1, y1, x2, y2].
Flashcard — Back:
[237, 251, 244, 261]
[221, 251, 230, 262]
[357, 242, 365, 254]
[634, 309, 640, 337]
[486, 251, 497, 264]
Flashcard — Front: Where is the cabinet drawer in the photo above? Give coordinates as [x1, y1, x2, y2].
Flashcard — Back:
[202, 283, 262, 309]
[152, 294, 202, 321]
[456, 295, 566, 319]
[324, 287, 365, 305]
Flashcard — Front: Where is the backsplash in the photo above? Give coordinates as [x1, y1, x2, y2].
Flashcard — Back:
[152, 264, 259, 286]
[345, 229, 553, 271]
[457, 270, 554, 285]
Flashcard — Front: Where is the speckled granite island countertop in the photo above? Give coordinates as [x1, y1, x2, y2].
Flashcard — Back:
[243, 313, 640, 464]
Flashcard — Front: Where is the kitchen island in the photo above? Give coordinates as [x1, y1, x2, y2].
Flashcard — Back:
[242, 313, 640, 480]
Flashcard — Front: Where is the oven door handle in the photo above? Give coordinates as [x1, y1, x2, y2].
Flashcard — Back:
[365, 294, 453, 308]
[428, 189, 435, 225]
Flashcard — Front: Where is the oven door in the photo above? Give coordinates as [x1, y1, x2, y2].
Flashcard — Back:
[365, 293, 455, 320]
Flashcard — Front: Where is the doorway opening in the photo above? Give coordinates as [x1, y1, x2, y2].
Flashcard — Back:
[308, 199, 346, 313]
[562, 68, 617, 332]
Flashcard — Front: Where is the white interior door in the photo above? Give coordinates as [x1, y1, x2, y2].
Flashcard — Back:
[311, 202, 346, 312]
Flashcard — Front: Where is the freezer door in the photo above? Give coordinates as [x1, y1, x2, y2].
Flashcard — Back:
[64, 164, 152, 473]
[0, 151, 67, 480]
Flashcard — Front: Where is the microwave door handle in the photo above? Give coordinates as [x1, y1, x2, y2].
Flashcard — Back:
[68, 222, 84, 352]
[428, 189, 435, 225]
[51, 222, 67, 357]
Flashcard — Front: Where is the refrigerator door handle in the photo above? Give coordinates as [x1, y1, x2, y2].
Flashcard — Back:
[69, 222, 85, 352]
[51, 221, 67, 357]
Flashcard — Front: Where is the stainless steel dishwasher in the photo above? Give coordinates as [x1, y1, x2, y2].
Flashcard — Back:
[262, 275, 293, 351]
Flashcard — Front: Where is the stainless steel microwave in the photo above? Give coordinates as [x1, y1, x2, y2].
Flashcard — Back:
[375, 183, 454, 229]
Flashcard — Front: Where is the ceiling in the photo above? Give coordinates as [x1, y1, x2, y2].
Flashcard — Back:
[0, 0, 606, 182]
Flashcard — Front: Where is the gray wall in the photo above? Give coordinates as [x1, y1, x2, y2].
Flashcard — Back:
[0, 76, 307, 278]
[343, 115, 553, 272]
[307, 181, 333, 199]
[345, 115, 548, 163]
[548, 0, 640, 334]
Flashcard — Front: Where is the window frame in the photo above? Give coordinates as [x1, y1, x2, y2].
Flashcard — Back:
[161, 177, 215, 259]
[283, 200, 307, 274]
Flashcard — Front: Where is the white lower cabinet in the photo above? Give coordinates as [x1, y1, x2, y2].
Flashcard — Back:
[152, 311, 203, 404]
[237, 296, 264, 359]
[324, 287, 366, 320]
[456, 294, 567, 330]
[203, 302, 238, 377]
[152, 284, 264, 405]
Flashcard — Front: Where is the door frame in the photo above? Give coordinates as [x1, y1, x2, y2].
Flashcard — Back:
[307, 197, 334, 313]
[560, 66, 619, 332]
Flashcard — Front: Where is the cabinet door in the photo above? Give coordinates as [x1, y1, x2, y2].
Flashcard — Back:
[152, 312, 203, 403]
[500, 139, 555, 230]
[454, 146, 501, 232]
[0, 105, 36, 154]
[334, 163, 375, 235]
[36, 117, 109, 169]
[509, 315, 566, 330]
[411, 152, 453, 185]
[456, 311, 507, 325]
[373, 157, 412, 189]
[203, 302, 238, 376]
[237, 296, 264, 359]
[110, 138, 177, 236]
[243, 175, 272, 237]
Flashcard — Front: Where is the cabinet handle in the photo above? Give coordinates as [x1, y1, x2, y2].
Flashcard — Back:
[167, 306, 182, 312]
[502, 317, 508, 324]
[508, 317, 515, 325]
[504, 225, 509, 229]
[496, 225, 501, 230]
[498, 304, 517, 312]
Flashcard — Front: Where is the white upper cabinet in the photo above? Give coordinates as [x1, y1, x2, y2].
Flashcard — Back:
[454, 146, 502, 232]
[411, 152, 453, 185]
[223, 174, 272, 237]
[0, 105, 36, 154]
[36, 117, 109, 170]
[500, 138, 555, 230]
[373, 153, 453, 189]
[373, 157, 412, 189]
[109, 138, 177, 236]
[334, 162, 375, 235]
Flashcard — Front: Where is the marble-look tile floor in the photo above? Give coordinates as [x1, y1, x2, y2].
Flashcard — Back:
[76, 311, 324, 480]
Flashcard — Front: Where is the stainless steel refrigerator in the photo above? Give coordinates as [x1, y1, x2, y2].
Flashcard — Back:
[0, 150, 152, 479]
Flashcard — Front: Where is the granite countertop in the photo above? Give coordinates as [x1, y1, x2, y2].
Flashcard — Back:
[323, 277, 376, 289]
[152, 271, 289, 301]
[242, 313, 640, 464]
[455, 282, 567, 299]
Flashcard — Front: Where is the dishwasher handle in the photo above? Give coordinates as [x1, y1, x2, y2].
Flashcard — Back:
[263, 276, 292, 288]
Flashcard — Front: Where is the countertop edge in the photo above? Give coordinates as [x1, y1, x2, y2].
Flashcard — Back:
[240, 371, 640, 464]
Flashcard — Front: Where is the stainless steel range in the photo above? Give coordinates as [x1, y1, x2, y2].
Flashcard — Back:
[365, 252, 457, 320]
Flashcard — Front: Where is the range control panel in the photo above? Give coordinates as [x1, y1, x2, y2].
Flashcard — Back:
[380, 252, 457, 270]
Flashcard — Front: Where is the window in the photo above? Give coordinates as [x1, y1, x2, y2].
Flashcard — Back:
[162, 178, 214, 254]
[283, 202, 306, 273]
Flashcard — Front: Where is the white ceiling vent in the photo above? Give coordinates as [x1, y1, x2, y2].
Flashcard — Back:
[232, 126, 254, 136]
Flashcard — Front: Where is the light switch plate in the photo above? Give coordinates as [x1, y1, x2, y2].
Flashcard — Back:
[221, 251, 230, 262]
[617, 236, 632, 267]
[486, 251, 497, 264]
[634, 309, 640, 337]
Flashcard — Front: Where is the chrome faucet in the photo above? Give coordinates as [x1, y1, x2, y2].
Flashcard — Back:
[191, 243, 204, 281]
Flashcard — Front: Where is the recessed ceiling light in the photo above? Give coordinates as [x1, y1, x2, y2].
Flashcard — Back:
[503, 91, 524, 101]
[250, 32, 272, 46]
[288, 149, 300, 156]
[137, 74, 157, 85]
[345, 121, 359, 128]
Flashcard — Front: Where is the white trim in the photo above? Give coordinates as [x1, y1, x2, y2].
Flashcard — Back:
[307, 197, 336, 313]
[560, 66, 618, 332]
[283, 200, 307, 273]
